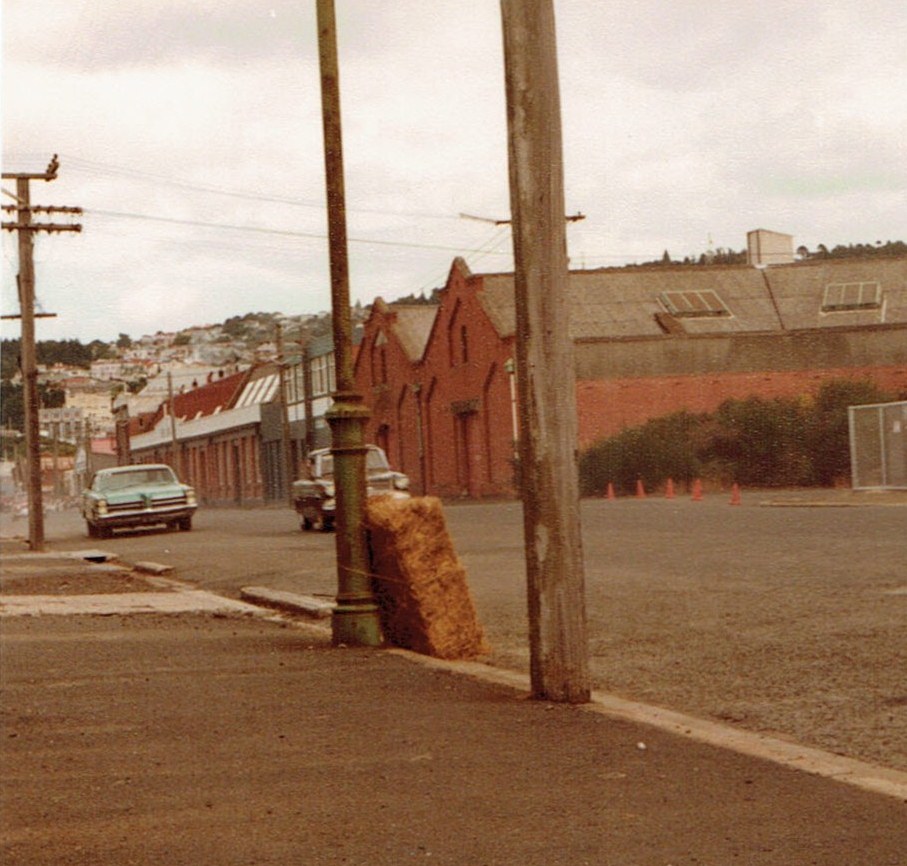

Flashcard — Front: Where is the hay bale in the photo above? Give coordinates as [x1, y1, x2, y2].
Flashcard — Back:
[366, 496, 489, 660]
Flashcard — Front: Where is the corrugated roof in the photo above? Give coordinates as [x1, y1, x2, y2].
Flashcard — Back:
[763, 258, 907, 330]
[473, 257, 907, 340]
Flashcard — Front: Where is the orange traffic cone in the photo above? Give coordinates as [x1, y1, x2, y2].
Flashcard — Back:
[635, 479, 646, 499]
[730, 483, 741, 506]
[606, 482, 616, 500]
[691, 478, 703, 502]
[665, 478, 675, 499]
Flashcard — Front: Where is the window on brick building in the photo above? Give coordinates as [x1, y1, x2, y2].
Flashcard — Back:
[370, 333, 388, 385]
[821, 281, 881, 312]
[448, 301, 463, 367]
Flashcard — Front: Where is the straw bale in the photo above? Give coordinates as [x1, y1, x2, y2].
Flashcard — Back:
[366, 496, 489, 660]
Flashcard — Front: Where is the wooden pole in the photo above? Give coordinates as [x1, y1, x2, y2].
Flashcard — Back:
[275, 323, 296, 502]
[15, 178, 45, 551]
[500, 0, 590, 702]
[167, 371, 180, 476]
[300, 338, 316, 457]
[52, 421, 61, 497]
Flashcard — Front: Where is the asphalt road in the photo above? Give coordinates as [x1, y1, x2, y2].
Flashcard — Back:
[10, 492, 907, 772]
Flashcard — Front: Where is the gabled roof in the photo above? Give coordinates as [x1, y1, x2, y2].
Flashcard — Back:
[361, 298, 439, 364]
[386, 302, 438, 362]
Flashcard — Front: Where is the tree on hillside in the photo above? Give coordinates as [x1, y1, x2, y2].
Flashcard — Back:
[807, 240, 906, 259]
[0, 382, 64, 432]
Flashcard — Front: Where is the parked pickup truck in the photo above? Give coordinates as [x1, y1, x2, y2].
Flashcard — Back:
[292, 445, 410, 532]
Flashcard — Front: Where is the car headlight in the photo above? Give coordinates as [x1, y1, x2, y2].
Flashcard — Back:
[96, 499, 108, 516]
[186, 489, 197, 506]
[393, 475, 410, 491]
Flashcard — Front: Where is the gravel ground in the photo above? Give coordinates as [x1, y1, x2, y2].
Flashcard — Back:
[5, 491, 906, 773]
[447, 493, 907, 773]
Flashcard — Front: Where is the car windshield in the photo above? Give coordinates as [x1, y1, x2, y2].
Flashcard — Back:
[316, 449, 388, 479]
[94, 468, 177, 492]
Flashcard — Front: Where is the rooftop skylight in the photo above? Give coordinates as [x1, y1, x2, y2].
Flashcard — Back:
[659, 290, 729, 318]
[821, 281, 882, 312]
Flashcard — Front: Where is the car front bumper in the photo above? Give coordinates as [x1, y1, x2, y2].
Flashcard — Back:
[89, 504, 197, 529]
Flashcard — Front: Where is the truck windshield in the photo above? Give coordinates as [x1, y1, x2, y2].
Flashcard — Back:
[317, 449, 388, 479]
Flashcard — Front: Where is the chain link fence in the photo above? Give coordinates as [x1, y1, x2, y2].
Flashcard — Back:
[848, 401, 907, 490]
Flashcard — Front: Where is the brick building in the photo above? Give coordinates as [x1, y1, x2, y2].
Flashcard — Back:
[355, 251, 907, 498]
[355, 269, 517, 498]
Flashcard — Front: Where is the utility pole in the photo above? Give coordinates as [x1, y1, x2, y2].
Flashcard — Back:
[316, 0, 382, 647]
[81, 418, 93, 487]
[2, 155, 81, 551]
[275, 323, 296, 502]
[500, 1, 591, 702]
[299, 337, 316, 458]
[167, 371, 181, 477]
[52, 421, 61, 497]
[114, 403, 132, 466]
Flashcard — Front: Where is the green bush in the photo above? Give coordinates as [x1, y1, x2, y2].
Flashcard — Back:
[578, 378, 898, 492]
[578, 411, 704, 495]
[704, 395, 812, 487]
[805, 379, 894, 485]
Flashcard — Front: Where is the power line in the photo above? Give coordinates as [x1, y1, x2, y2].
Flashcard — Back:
[58, 153, 468, 222]
[85, 207, 513, 256]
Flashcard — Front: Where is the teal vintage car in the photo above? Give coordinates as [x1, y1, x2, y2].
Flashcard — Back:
[81, 464, 197, 538]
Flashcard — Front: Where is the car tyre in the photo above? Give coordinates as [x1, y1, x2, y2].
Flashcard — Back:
[177, 516, 192, 532]
[86, 521, 97, 539]
[301, 516, 314, 531]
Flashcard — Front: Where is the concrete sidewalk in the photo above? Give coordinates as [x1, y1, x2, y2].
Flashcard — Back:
[1, 546, 906, 865]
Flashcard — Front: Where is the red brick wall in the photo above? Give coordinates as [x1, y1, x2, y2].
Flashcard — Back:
[356, 266, 517, 498]
[576, 365, 907, 448]
[418, 268, 516, 498]
[354, 304, 425, 491]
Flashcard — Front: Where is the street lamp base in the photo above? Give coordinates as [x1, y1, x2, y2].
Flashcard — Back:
[332, 602, 383, 647]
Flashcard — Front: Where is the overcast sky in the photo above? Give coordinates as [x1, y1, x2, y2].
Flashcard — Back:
[3, 1, 905, 343]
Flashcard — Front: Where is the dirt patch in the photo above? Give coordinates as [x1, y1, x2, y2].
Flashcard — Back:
[0, 570, 167, 595]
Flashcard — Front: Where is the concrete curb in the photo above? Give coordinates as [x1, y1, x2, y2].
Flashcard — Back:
[133, 561, 175, 575]
[240, 586, 335, 618]
[0, 549, 120, 563]
[387, 650, 907, 803]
